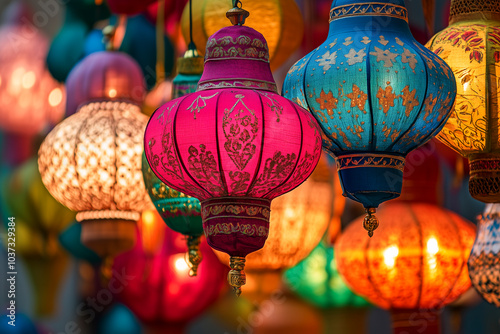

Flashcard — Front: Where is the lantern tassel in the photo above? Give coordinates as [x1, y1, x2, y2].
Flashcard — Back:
[363, 208, 379, 237]
[187, 235, 203, 277]
[228, 256, 246, 297]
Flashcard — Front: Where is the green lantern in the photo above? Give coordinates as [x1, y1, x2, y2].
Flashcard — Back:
[172, 49, 204, 99]
[141, 153, 204, 276]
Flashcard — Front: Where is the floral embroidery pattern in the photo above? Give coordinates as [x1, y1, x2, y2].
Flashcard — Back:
[370, 47, 398, 67]
[401, 48, 418, 70]
[316, 51, 337, 71]
[376, 85, 397, 114]
[336, 154, 406, 172]
[202, 204, 271, 221]
[251, 151, 298, 197]
[206, 35, 269, 61]
[186, 93, 219, 119]
[346, 84, 368, 112]
[258, 91, 283, 122]
[400, 86, 419, 117]
[423, 94, 438, 122]
[329, 3, 408, 23]
[316, 89, 338, 119]
[345, 48, 367, 65]
[187, 144, 225, 194]
[222, 94, 259, 170]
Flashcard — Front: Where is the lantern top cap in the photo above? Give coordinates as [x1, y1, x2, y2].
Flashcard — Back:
[226, 1, 250, 26]
[329, 0, 408, 23]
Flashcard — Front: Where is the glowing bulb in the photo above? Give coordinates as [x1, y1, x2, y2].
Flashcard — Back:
[22, 71, 36, 89]
[427, 237, 439, 255]
[383, 245, 399, 268]
[174, 255, 189, 273]
[48, 88, 63, 107]
[108, 88, 117, 98]
[141, 210, 155, 226]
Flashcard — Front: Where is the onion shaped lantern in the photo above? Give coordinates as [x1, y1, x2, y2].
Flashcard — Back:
[426, 0, 500, 203]
[468, 203, 500, 307]
[144, 5, 322, 296]
[283, 0, 457, 237]
[38, 51, 151, 272]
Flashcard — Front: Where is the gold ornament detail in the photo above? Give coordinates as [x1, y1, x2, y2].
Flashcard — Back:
[329, 2, 409, 23]
[363, 208, 379, 237]
[228, 256, 246, 297]
[187, 235, 203, 277]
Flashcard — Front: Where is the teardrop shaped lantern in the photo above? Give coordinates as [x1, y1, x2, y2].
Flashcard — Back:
[468, 203, 500, 307]
[283, 0, 457, 237]
[144, 4, 322, 295]
[426, 0, 500, 203]
[38, 50, 151, 270]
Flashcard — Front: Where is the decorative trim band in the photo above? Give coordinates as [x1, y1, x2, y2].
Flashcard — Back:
[329, 2, 408, 23]
[470, 159, 500, 174]
[335, 153, 406, 172]
[76, 210, 140, 222]
[205, 222, 269, 237]
[201, 198, 271, 222]
[197, 79, 278, 93]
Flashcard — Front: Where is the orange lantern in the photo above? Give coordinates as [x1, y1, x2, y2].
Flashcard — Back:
[336, 202, 476, 334]
[0, 22, 65, 135]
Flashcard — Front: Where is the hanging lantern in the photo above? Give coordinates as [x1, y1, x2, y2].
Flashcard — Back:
[142, 153, 204, 275]
[38, 51, 151, 269]
[137, 209, 167, 256]
[144, 4, 322, 296]
[172, 49, 204, 99]
[426, 0, 500, 203]
[215, 157, 333, 271]
[335, 202, 476, 333]
[285, 242, 370, 309]
[468, 203, 500, 307]
[99, 304, 142, 334]
[180, 0, 304, 71]
[0, 22, 65, 135]
[114, 225, 227, 324]
[283, 0, 457, 237]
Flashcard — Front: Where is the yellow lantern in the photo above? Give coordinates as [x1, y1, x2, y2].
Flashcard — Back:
[215, 157, 334, 273]
[426, 0, 500, 202]
[180, 0, 304, 71]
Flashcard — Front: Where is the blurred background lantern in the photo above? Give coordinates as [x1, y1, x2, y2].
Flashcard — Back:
[1, 159, 75, 316]
[468, 203, 500, 307]
[144, 5, 322, 295]
[283, 0, 456, 237]
[38, 50, 152, 270]
[426, 0, 500, 203]
[336, 202, 476, 333]
[284, 242, 371, 334]
[180, 0, 304, 71]
[59, 221, 102, 265]
[0, 13, 66, 135]
[137, 209, 167, 257]
[105, 0, 157, 15]
[98, 304, 142, 334]
[0, 313, 40, 334]
[113, 219, 227, 327]
[215, 157, 333, 272]
[172, 49, 204, 99]
[142, 153, 204, 275]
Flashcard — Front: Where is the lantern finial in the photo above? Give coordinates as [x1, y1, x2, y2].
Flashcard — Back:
[363, 208, 379, 237]
[187, 235, 203, 277]
[228, 256, 246, 297]
[226, 1, 249, 26]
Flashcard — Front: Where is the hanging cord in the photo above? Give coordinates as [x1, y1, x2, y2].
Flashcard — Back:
[156, 0, 166, 84]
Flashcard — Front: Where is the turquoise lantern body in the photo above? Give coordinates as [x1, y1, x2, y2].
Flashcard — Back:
[283, 0, 456, 236]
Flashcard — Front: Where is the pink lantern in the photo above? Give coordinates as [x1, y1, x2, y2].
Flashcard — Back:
[144, 6, 322, 296]
[65, 51, 145, 116]
[0, 24, 65, 135]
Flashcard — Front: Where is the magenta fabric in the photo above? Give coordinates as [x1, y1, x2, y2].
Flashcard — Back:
[65, 51, 146, 116]
[113, 228, 227, 323]
[144, 25, 322, 258]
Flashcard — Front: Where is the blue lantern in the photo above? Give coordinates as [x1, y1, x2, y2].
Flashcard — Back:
[283, 0, 456, 236]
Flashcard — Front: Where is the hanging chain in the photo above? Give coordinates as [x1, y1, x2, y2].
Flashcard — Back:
[233, 0, 243, 8]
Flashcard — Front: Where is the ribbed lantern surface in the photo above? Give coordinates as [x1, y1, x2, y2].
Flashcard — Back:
[283, 0, 456, 236]
[144, 11, 322, 295]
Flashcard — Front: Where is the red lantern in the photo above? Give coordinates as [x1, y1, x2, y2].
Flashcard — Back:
[65, 51, 145, 116]
[144, 6, 322, 295]
[113, 223, 226, 324]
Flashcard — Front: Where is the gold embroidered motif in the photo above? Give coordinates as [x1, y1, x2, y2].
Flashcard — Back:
[186, 93, 219, 119]
[197, 80, 278, 93]
[370, 47, 398, 67]
[316, 89, 338, 120]
[206, 35, 270, 61]
[329, 2, 409, 23]
[336, 153, 406, 172]
[345, 48, 367, 65]
[346, 84, 368, 113]
[376, 85, 397, 114]
[205, 222, 269, 237]
[400, 86, 419, 117]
